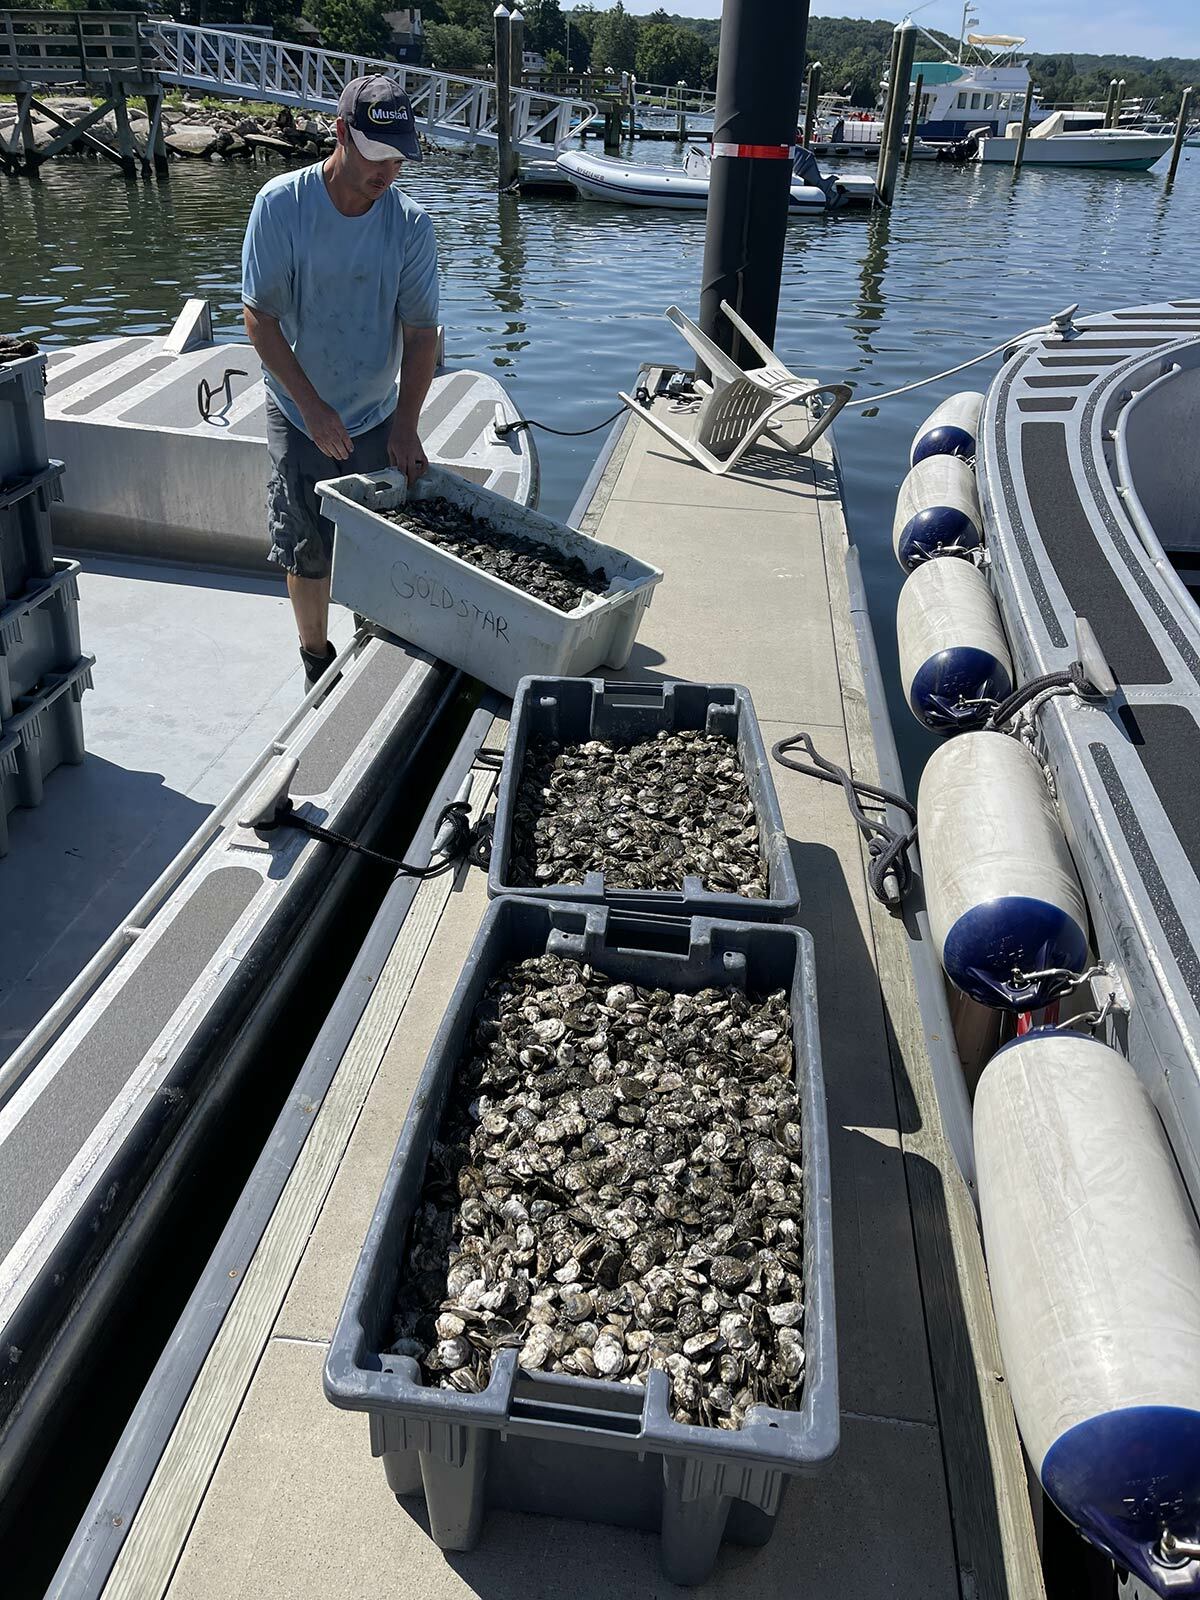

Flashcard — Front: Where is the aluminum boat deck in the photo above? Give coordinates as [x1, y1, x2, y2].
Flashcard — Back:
[51, 400, 1045, 1598]
[977, 297, 1200, 1212]
[0, 558, 355, 1052]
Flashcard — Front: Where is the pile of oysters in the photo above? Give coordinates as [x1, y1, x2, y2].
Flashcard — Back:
[381, 497, 607, 613]
[390, 953, 805, 1430]
[509, 730, 770, 897]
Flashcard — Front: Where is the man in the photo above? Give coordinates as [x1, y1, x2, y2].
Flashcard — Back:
[241, 76, 440, 684]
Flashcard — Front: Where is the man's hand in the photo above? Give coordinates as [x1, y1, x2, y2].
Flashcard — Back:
[388, 419, 428, 485]
[300, 396, 352, 462]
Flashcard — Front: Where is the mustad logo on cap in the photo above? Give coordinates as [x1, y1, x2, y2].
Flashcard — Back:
[366, 103, 412, 125]
[338, 73, 423, 160]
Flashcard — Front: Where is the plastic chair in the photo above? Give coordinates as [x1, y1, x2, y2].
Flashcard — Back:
[619, 302, 850, 476]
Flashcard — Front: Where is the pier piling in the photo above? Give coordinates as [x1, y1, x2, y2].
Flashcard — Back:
[699, 0, 811, 370]
[1103, 79, 1118, 128]
[493, 3, 518, 190]
[875, 21, 916, 205]
[904, 71, 923, 168]
[1012, 82, 1034, 174]
[875, 24, 902, 188]
[509, 6, 523, 85]
[1167, 86, 1194, 185]
[802, 60, 821, 150]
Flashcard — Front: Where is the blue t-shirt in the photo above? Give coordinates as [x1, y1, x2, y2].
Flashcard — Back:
[241, 163, 439, 439]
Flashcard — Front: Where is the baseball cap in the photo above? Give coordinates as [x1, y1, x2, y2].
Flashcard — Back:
[338, 75, 422, 162]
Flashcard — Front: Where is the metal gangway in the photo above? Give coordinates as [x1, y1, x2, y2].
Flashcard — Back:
[141, 19, 597, 156]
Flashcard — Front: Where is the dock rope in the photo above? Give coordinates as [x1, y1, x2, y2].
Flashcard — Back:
[843, 308, 1079, 410]
[771, 731, 917, 909]
[985, 662, 1093, 729]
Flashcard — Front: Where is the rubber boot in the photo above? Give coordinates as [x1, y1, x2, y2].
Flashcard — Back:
[300, 642, 337, 686]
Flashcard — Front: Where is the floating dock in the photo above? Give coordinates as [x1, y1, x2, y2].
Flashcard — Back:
[55, 394, 1045, 1598]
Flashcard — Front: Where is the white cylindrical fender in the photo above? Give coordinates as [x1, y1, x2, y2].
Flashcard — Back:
[897, 559, 1013, 732]
[910, 390, 984, 465]
[918, 732, 1088, 1008]
[892, 455, 982, 570]
[976, 1031, 1200, 1593]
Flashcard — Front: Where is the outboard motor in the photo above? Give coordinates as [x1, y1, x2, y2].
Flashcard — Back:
[792, 146, 842, 208]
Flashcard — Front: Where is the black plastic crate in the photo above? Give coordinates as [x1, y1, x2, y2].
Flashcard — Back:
[0, 353, 50, 489]
[0, 655, 93, 856]
[0, 559, 82, 718]
[0, 460, 63, 606]
[325, 899, 837, 1586]
[488, 677, 801, 922]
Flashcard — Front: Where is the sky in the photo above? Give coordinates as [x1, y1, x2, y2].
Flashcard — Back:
[615, 0, 1199, 59]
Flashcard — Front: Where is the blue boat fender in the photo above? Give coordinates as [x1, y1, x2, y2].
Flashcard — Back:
[910, 390, 985, 465]
[897, 558, 1013, 731]
[976, 1031, 1200, 1595]
[892, 455, 983, 570]
[918, 732, 1089, 1009]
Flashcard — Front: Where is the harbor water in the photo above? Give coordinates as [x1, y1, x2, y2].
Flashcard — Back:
[2, 143, 1198, 776]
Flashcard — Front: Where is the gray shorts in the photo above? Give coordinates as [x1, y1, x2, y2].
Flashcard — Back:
[266, 398, 392, 580]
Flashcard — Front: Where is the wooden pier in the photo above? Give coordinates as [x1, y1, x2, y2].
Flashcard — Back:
[0, 8, 167, 176]
[60, 394, 1046, 1600]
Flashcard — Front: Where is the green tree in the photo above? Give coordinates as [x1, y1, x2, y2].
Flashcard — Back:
[524, 0, 566, 54]
[425, 20, 487, 69]
[441, 0, 494, 32]
[303, 0, 392, 55]
[634, 22, 680, 83]
[589, 0, 636, 74]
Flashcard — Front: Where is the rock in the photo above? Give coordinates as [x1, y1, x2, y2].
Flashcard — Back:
[222, 132, 249, 157]
[30, 117, 62, 154]
[236, 117, 258, 134]
[165, 123, 220, 157]
[244, 132, 297, 157]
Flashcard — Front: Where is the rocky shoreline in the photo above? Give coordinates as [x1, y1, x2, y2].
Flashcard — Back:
[0, 94, 339, 164]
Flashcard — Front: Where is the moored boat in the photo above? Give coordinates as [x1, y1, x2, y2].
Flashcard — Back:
[555, 145, 875, 211]
[43, 298, 539, 568]
[887, 298, 1200, 1594]
[972, 111, 1172, 169]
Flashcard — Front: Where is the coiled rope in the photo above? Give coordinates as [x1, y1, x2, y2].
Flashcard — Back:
[772, 731, 917, 909]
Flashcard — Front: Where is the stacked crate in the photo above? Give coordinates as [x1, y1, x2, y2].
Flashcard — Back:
[0, 352, 94, 856]
[325, 675, 839, 1584]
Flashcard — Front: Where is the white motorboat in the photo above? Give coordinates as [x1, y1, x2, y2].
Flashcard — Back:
[555, 145, 875, 212]
[972, 111, 1172, 169]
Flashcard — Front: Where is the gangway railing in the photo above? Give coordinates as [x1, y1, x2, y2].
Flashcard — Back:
[140, 19, 597, 155]
[632, 78, 716, 118]
[0, 8, 152, 83]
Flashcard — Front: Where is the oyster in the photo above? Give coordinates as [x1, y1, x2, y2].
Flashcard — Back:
[389, 956, 805, 1430]
[509, 731, 769, 898]
[381, 496, 607, 613]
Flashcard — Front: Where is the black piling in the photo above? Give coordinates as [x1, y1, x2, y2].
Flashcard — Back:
[698, 0, 812, 369]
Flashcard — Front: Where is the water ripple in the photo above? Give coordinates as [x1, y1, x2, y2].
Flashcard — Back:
[3, 146, 1198, 774]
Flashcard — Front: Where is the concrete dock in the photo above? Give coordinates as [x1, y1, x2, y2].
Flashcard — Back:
[79, 400, 1044, 1599]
